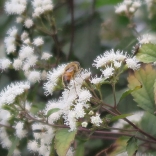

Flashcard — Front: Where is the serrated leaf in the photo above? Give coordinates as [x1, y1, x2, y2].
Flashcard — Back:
[75, 141, 85, 156]
[111, 114, 133, 122]
[136, 43, 156, 63]
[126, 137, 137, 156]
[140, 112, 156, 137]
[47, 108, 60, 117]
[127, 64, 156, 114]
[55, 129, 77, 156]
[7, 137, 19, 156]
[118, 85, 142, 104]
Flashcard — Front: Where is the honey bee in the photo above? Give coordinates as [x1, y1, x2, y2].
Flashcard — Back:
[62, 61, 81, 87]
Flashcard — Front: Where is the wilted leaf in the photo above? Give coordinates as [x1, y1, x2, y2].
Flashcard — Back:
[128, 64, 156, 114]
[55, 129, 77, 156]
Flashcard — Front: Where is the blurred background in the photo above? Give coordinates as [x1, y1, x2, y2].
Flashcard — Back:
[0, 0, 156, 155]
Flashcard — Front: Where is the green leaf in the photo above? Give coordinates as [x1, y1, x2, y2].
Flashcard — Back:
[49, 137, 55, 156]
[47, 108, 60, 117]
[111, 114, 133, 122]
[136, 43, 156, 63]
[7, 137, 19, 156]
[55, 129, 77, 156]
[154, 80, 156, 104]
[118, 85, 142, 104]
[95, 0, 122, 7]
[127, 64, 156, 114]
[140, 112, 156, 137]
[75, 141, 85, 156]
[126, 137, 138, 156]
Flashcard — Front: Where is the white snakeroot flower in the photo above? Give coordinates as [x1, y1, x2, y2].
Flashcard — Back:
[5, 0, 27, 15]
[90, 113, 103, 126]
[33, 37, 44, 46]
[93, 49, 126, 68]
[64, 110, 77, 131]
[21, 32, 28, 41]
[78, 89, 92, 103]
[0, 127, 12, 149]
[32, 0, 54, 17]
[16, 17, 23, 23]
[102, 66, 114, 79]
[7, 27, 18, 37]
[24, 18, 33, 28]
[88, 110, 94, 115]
[14, 122, 27, 139]
[13, 59, 23, 70]
[41, 52, 52, 60]
[123, 0, 132, 6]
[90, 76, 103, 85]
[129, 7, 135, 13]
[132, 1, 141, 8]
[126, 56, 140, 70]
[114, 61, 122, 68]
[27, 71, 41, 83]
[26, 55, 38, 67]
[27, 140, 39, 152]
[0, 81, 30, 106]
[0, 58, 11, 70]
[137, 34, 154, 44]
[19, 46, 34, 60]
[115, 3, 127, 14]
[74, 103, 86, 119]
[23, 38, 31, 44]
[81, 122, 88, 128]
[0, 109, 11, 125]
[44, 64, 66, 95]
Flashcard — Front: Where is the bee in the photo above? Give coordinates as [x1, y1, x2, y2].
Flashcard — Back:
[62, 61, 81, 87]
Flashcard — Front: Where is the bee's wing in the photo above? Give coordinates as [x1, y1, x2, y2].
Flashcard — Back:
[66, 66, 75, 72]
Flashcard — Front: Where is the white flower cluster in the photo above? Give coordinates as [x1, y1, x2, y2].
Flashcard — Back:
[137, 33, 156, 45]
[32, 0, 54, 17]
[90, 113, 103, 126]
[27, 123, 55, 156]
[0, 82, 30, 106]
[93, 49, 140, 80]
[115, 0, 141, 15]
[4, 27, 18, 54]
[14, 122, 27, 139]
[44, 69, 92, 131]
[44, 64, 66, 95]
[9, 30, 51, 83]
[5, 0, 27, 15]
[0, 58, 11, 70]
[0, 82, 31, 155]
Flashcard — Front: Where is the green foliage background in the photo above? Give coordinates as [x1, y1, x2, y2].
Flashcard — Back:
[0, 0, 156, 155]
